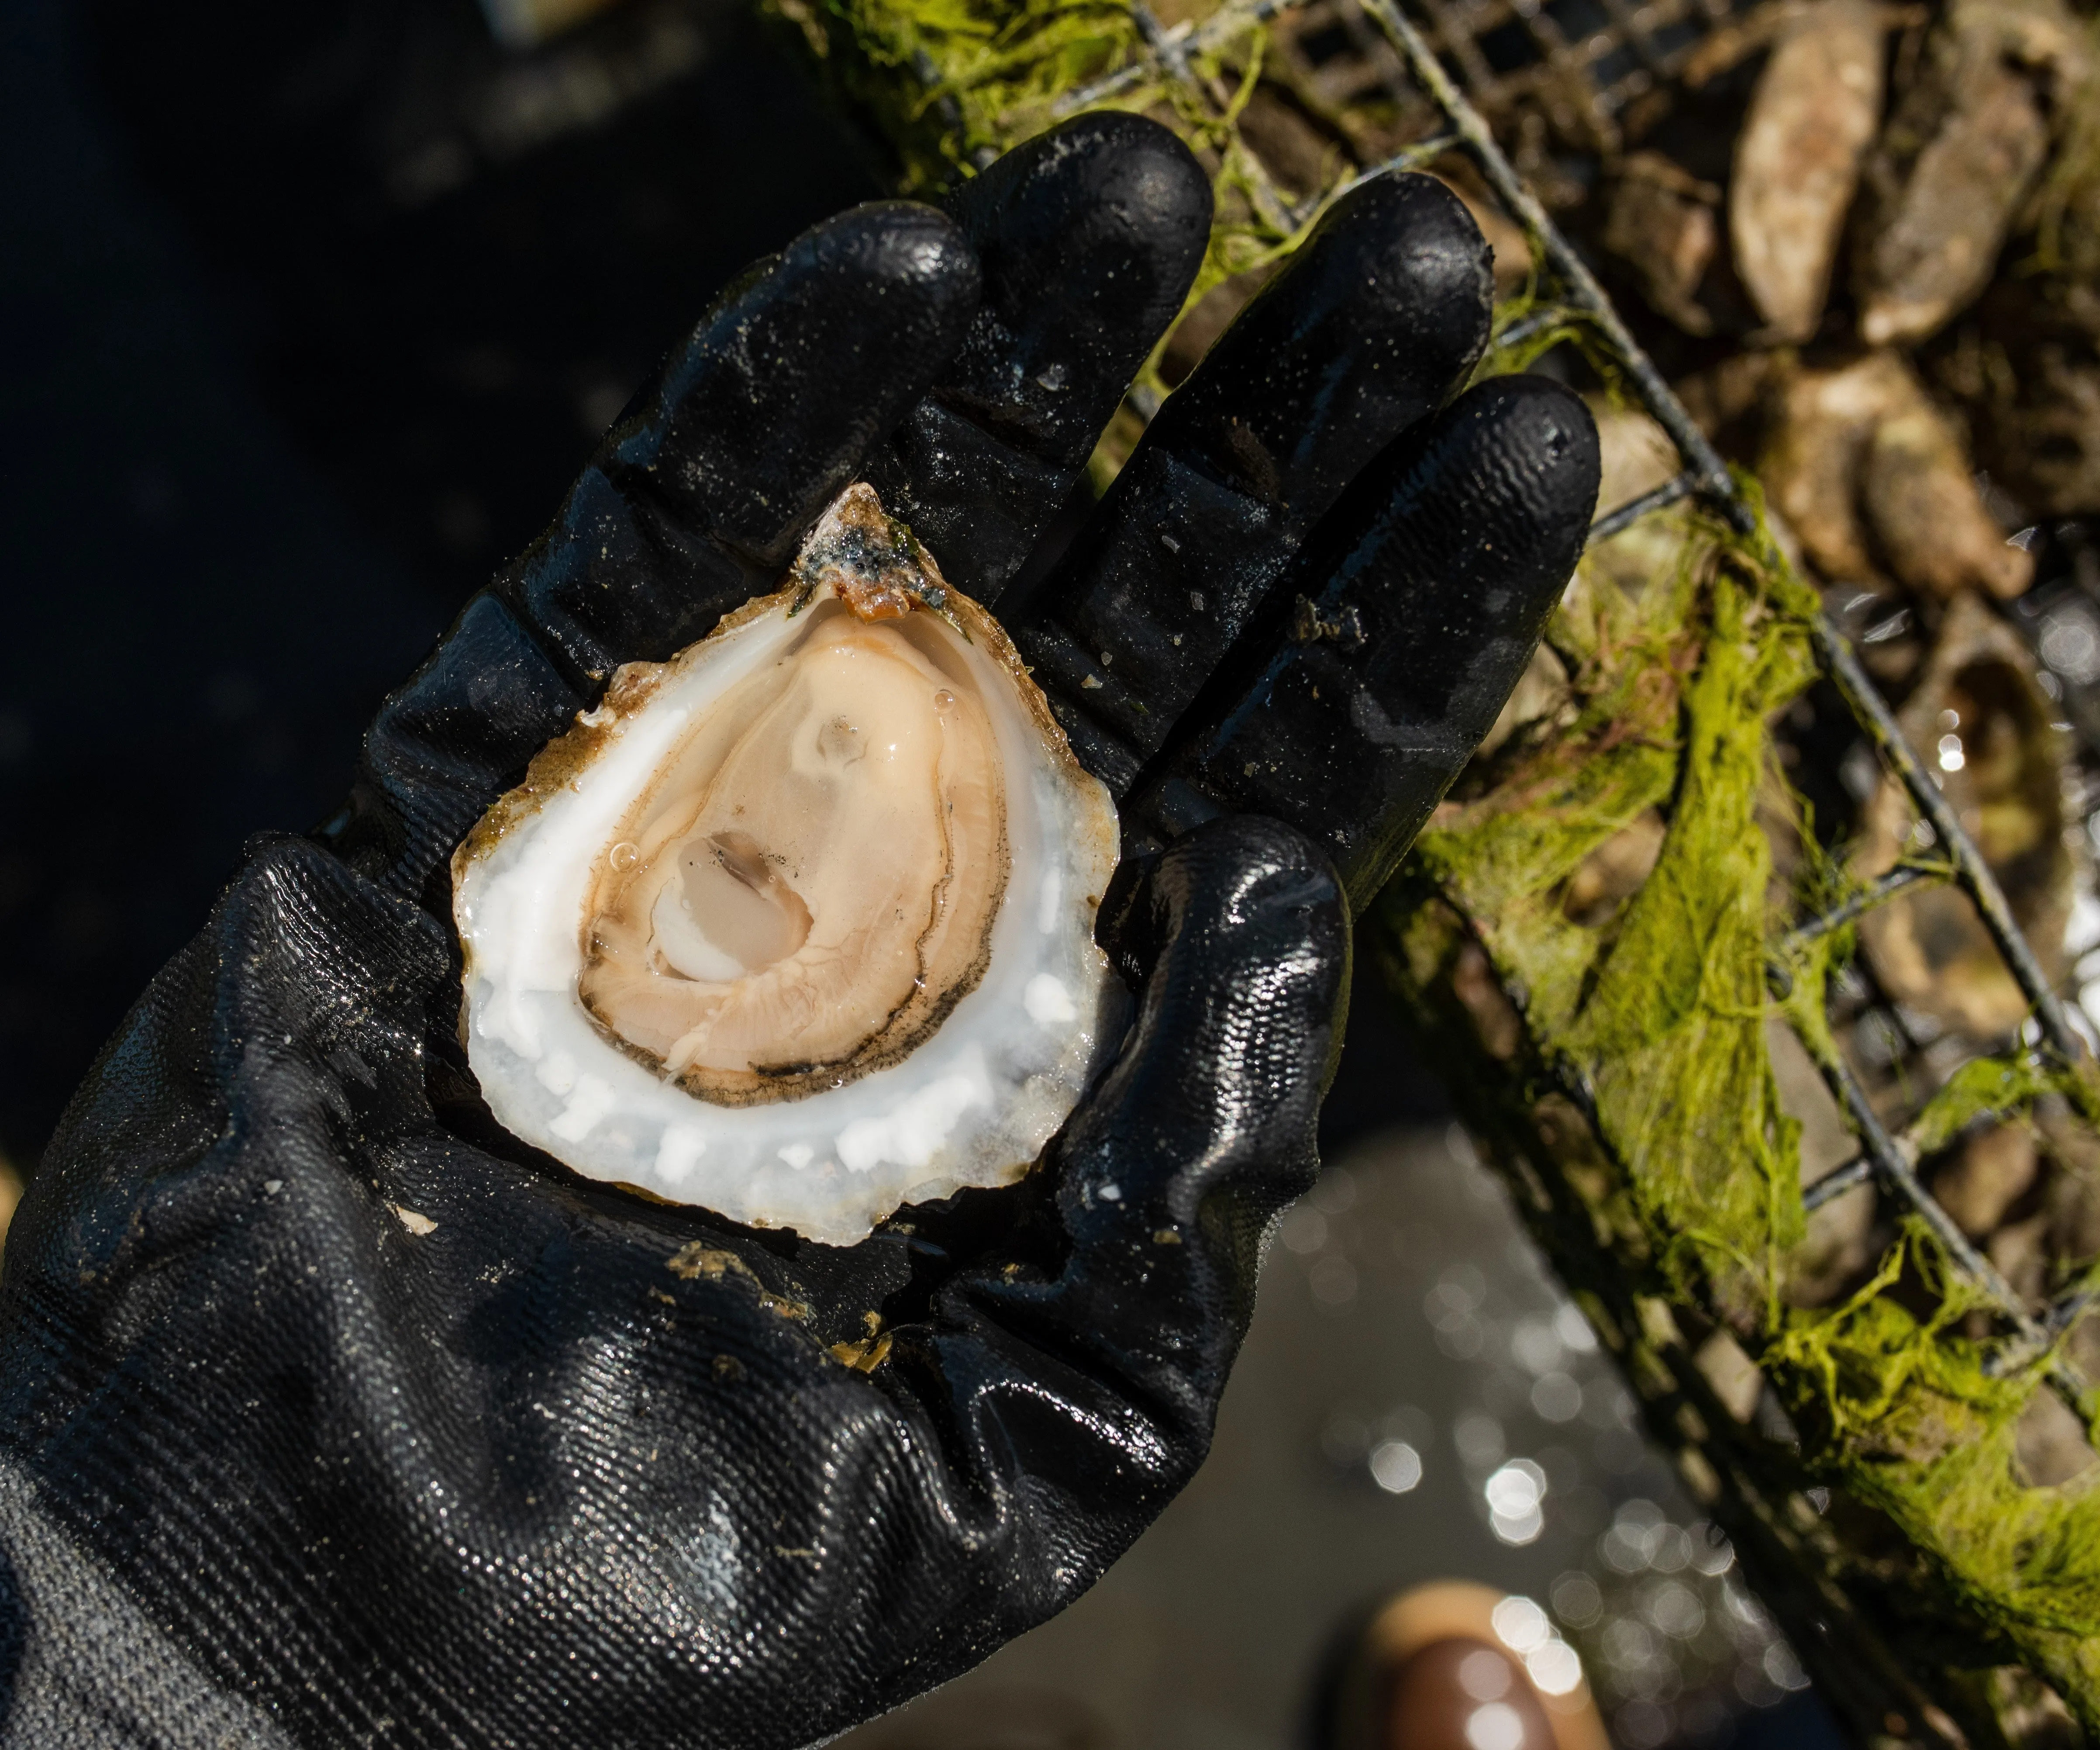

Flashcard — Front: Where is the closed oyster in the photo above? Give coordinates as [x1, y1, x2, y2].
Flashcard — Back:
[454, 484, 1120, 1245]
[1729, 0, 1887, 343]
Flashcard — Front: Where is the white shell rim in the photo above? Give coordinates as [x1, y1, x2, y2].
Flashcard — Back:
[451, 577, 1120, 1247]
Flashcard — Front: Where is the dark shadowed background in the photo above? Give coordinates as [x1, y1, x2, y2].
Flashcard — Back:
[0, 0, 878, 1174]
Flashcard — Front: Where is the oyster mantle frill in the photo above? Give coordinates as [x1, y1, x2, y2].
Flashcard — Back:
[453, 484, 1119, 1246]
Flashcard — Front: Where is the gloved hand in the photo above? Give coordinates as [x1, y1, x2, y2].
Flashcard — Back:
[0, 115, 1597, 1749]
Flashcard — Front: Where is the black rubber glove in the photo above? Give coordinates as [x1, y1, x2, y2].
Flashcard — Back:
[0, 115, 1597, 1749]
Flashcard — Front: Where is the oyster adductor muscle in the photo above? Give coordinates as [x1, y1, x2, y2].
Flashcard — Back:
[453, 484, 1120, 1246]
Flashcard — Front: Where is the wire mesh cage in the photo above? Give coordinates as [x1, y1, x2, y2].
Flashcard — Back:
[762, 0, 2100, 1741]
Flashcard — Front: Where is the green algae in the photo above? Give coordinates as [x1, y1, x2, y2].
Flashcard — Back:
[758, 0, 1375, 488]
[1768, 1218, 2100, 1715]
[1906, 1055, 2085, 1162]
[1379, 479, 2100, 1736]
[1408, 500, 1817, 1324]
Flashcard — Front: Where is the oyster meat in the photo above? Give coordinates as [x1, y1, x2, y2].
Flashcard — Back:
[454, 485, 1120, 1245]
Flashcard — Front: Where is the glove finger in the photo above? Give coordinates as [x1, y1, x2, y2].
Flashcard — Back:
[866, 114, 1212, 605]
[913, 815, 1346, 1450]
[328, 201, 981, 898]
[500, 200, 981, 680]
[1007, 172, 1493, 793]
[1067, 814, 1348, 1221]
[1126, 374, 1601, 906]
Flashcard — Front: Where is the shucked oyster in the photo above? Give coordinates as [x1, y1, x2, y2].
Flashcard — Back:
[454, 485, 1119, 1246]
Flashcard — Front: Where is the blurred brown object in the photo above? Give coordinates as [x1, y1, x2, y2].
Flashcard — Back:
[1977, 334, 2100, 519]
[1934, 280, 2100, 519]
[1762, 351, 1912, 582]
[1673, 352, 1787, 453]
[1602, 152, 1721, 336]
[1930, 1122, 2041, 1239]
[1561, 809, 1668, 929]
[1384, 1642, 1556, 1750]
[1582, 402, 1686, 601]
[1731, 0, 1888, 342]
[1854, 593, 2075, 1037]
[1760, 351, 2033, 599]
[1854, 0, 2087, 347]
[0, 1153, 19, 1260]
[2039, 1105, 2100, 1272]
[1861, 396, 2034, 601]
[1326, 1583, 1610, 1750]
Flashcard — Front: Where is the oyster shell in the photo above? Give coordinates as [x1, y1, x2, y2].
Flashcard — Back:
[454, 484, 1120, 1245]
[1854, 591, 2076, 1039]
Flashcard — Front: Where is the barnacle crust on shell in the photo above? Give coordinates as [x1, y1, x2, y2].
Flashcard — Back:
[453, 483, 1120, 1246]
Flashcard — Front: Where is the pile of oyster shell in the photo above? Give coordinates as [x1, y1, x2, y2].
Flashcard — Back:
[454, 484, 1120, 1246]
[1507, 0, 2100, 1475]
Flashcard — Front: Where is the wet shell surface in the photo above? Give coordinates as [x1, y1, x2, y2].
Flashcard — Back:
[453, 484, 1121, 1246]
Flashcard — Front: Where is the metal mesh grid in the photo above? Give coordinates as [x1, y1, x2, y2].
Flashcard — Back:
[1038, 0, 2100, 1428]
